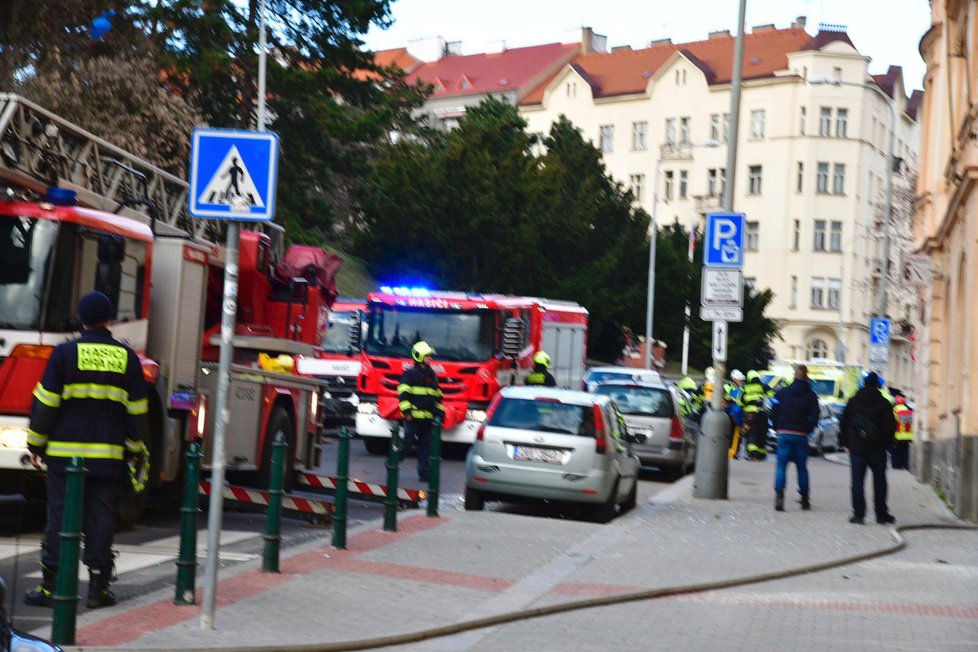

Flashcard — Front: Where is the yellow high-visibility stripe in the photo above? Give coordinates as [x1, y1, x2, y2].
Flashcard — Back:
[399, 400, 414, 412]
[46, 441, 125, 460]
[398, 385, 442, 397]
[409, 410, 435, 420]
[33, 383, 62, 408]
[61, 383, 129, 405]
[126, 398, 149, 415]
[27, 429, 48, 447]
[124, 438, 143, 453]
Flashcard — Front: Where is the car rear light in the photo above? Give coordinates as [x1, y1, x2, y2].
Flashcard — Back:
[593, 404, 607, 454]
[477, 393, 504, 441]
[141, 359, 161, 384]
[670, 415, 684, 440]
[9, 344, 53, 360]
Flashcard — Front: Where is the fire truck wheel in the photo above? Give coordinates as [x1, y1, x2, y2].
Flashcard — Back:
[260, 407, 296, 493]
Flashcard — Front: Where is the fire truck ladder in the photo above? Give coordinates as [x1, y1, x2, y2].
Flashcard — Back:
[0, 93, 280, 245]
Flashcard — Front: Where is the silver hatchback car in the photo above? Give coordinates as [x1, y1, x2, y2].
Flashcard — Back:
[592, 381, 697, 478]
[464, 386, 644, 522]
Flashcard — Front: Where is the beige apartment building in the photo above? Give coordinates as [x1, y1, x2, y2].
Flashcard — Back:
[914, 0, 977, 522]
[519, 20, 921, 390]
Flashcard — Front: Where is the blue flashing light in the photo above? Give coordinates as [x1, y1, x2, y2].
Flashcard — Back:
[379, 286, 431, 298]
[44, 187, 78, 206]
[90, 10, 116, 40]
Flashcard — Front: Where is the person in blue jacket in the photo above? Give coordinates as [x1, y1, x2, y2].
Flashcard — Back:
[770, 364, 820, 512]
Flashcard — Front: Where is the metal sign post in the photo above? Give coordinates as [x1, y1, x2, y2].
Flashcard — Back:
[194, 1, 278, 629]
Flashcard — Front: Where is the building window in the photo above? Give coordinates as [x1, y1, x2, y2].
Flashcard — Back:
[810, 277, 826, 308]
[816, 162, 829, 193]
[799, 106, 806, 135]
[748, 165, 762, 194]
[830, 221, 843, 252]
[566, 82, 577, 98]
[679, 170, 688, 199]
[750, 109, 766, 139]
[796, 162, 804, 192]
[710, 114, 721, 142]
[827, 278, 842, 309]
[599, 125, 614, 153]
[833, 163, 846, 194]
[680, 116, 691, 144]
[664, 170, 674, 200]
[871, 117, 879, 149]
[790, 275, 798, 308]
[745, 221, 759, 251]
[807, 338, 829, 359]
[833, 66, 843, 82]
[628, 173, 645, 202]
[819, 107, 832, 136]
[813, 220, 827, 251]
[793, 219, 800, 251]
[707, 168, 726, 197]
[836, 108, 848, 138]
[632, 121, 648, 150]
[665, 118, 677, 145]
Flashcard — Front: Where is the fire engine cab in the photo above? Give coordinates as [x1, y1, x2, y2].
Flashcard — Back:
[0, 94, 339, 518]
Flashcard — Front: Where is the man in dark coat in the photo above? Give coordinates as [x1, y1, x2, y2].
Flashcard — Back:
[839, 372, 897, 524]
[770, 364, 820, 511]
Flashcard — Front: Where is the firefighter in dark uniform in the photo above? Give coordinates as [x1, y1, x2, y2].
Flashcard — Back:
[25, 291, 149, 609]
[739, 370, 774, 460]
[398, 341, 444, 482]
[526, 351, 557, 387]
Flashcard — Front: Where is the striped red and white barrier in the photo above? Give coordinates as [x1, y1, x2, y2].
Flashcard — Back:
[199, 481, 334, 515]
[298, 473, 423, 504]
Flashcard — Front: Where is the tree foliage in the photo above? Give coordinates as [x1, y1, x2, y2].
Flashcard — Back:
[356, 101, 651, 360]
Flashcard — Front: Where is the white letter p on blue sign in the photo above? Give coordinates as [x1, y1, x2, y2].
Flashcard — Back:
[705, 212, 745, 268]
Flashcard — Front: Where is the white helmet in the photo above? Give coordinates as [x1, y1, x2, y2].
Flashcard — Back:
[705, 366, 715, 382]
[730, 369, 746, 382]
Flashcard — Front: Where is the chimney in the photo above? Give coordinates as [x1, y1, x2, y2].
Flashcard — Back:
[407, 36, 448, 62]
[486, 39, 506, 54]
[752, 23, 776, 33]
[794, 15, 807, 30]
[649, 38, 673, 47]
[611, 45, 633, 52]
[708, 29, 731, 39]
[445, 40, 462, 56]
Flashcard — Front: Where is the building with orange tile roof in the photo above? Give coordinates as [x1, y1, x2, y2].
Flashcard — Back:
[913, 0, 977, 522]
[519, 19, 921, 390]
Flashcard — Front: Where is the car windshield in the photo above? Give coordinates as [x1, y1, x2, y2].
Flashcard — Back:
[363, 304, 494, 362]
[594, 385, 674, 417]
[0, 215, 59, 330]
[586, 371, 635, 384]
[808, 379, 836, 397]
[322, 311, 359, 354]
[489, 398, 596, 436]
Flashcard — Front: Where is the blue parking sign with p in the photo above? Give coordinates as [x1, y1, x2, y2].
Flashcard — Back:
[704, 212, 745, 267]
[870, 318, 890, 345]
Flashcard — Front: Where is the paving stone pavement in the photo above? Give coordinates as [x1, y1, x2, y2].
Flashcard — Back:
[59, 455, 976, 652]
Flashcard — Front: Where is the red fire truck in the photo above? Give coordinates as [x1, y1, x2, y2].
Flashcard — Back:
[352, 287, 588, 454]
[0, 94, 338, 517]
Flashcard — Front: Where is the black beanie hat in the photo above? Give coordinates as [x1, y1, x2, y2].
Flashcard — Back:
[78, 291, 113, 326]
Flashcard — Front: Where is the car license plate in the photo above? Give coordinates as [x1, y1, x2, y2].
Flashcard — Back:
[513, 446, 564, 464]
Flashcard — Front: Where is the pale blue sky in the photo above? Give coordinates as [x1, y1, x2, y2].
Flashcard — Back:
[364, 0, 930, 90]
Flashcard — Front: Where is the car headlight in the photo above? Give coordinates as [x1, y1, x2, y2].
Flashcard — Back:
[358, 402, 378, 415]
[0, 427, 29, 449]
[466, 409, 487, 423]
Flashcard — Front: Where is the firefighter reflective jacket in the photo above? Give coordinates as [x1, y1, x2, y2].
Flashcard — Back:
[739, 380, 773, 413]
[894, 404, 915, 441]
[27, 328, 148, 476]
[526, 363, 556, 387]
[398, 362, 444, 421]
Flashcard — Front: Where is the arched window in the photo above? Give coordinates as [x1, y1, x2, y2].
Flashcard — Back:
[807, 338, 829, 360]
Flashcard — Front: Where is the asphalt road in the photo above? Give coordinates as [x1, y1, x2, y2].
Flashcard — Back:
[0, 436, 677, 632]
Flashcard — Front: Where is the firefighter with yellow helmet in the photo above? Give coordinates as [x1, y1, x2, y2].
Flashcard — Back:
[398, 341, 444, 482]
[527, 351, 557, 387]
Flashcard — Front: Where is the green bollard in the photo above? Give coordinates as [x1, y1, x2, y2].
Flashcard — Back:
[427, 417, 442, 518]
[383, 422, 402, 532]
[262, 432, 287, 573]
[51, 456, 85, 646]
[174, 441, 203, 604]
[331, 426, 350, 549]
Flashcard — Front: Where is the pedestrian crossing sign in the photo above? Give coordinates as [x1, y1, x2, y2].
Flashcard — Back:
[188, 128, 279, 221]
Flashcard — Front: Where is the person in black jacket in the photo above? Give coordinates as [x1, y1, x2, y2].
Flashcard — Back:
[398, 341, 444, 482]
[25, 291, 148, 609]
[839, 372, 897, 524]
[770, 364, 820, 512]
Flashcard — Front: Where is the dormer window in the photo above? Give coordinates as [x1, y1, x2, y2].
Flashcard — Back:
[432, 77, 446, 93]
[456, 75, 473, 91]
